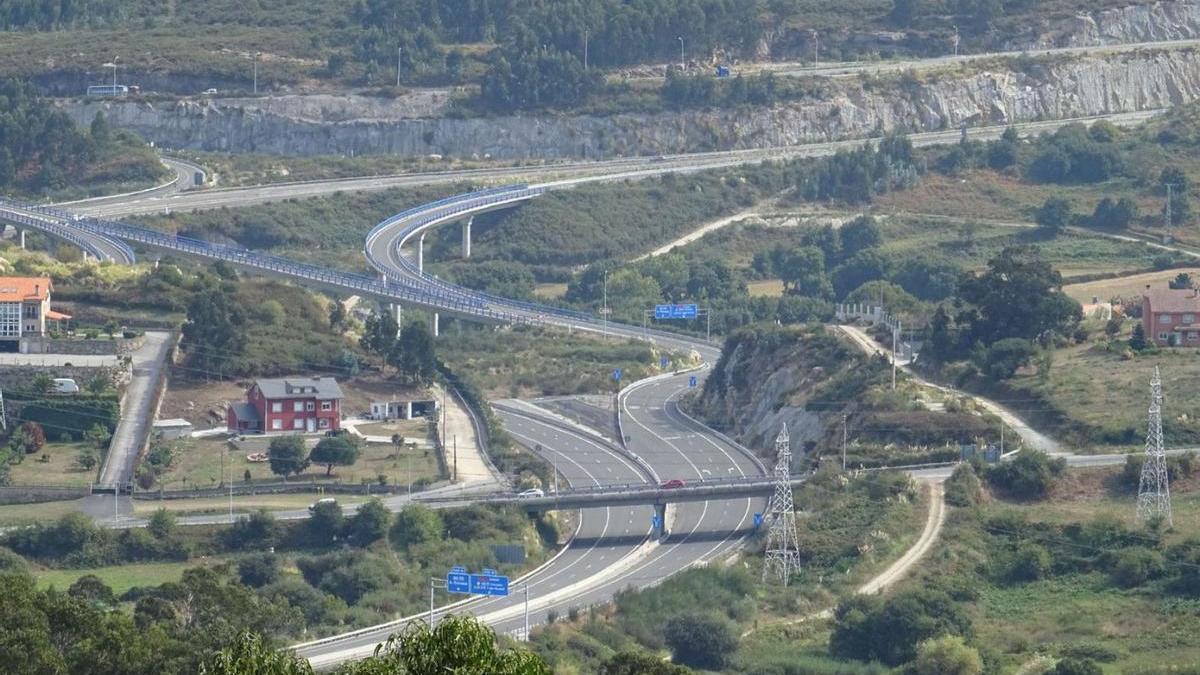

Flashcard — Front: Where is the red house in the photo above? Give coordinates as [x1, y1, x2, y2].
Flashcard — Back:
[1142, 284, 1200, 347]
[226, 377, 344, 434]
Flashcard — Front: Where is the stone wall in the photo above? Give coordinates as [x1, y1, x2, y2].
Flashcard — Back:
[60, 49, 1200, 160]
[22, 334, 145, 355]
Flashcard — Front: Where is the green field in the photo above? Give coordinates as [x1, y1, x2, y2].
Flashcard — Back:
[6, 441, 98, 487]
[149, 436, 442, 494]
[34, 559, 226, 595]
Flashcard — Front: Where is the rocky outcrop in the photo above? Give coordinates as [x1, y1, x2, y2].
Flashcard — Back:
[1010, 0, 1200, 49]
[688, 325, 861, 456]
[60, 49, 1200, 160]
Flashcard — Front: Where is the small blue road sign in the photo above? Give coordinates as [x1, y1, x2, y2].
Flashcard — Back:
[651, 515, 662, 530]
[753, 512, 764, 528]
[688, 375, 698, 388]
[613, 368, 622, 382]
[469, 573, 510, 597]
[660, 355, 670, 368]
[447, 567, 470, 594]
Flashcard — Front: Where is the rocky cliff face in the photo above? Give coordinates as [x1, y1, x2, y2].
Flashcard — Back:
[61, 48, 1200, 160]
[688, 325, 861, 456]
[1009, 0, 1200, 49]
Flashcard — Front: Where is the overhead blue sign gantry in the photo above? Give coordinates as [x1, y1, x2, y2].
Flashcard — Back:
[654, 303, 699, 320]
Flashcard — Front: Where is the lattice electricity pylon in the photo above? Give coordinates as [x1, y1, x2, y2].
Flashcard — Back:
[1137, 367, 1173, 526]
[762, 424, 802, 585]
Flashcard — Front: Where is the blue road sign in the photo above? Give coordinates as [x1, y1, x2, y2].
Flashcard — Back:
[482, 568, 499, 576]
[651, 515, 662, 530]
[688, 375, 698, 388]
[469, 573, 510, 597]
[753, 512, 764, 528]
[447, 568, 471, 594]
[660, 355, 670, 368]
[613, 368, 622, 382]
[654, 303, 699, 320]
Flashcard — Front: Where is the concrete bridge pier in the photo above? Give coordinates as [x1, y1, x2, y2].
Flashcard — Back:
[431, 312, 439, 337]
[462, 216, 472, 259]
[18, 227, 25, 249]
[417, 233, 425, 273]
[654, 503, 669, 539]
[391, 303, 402, 336]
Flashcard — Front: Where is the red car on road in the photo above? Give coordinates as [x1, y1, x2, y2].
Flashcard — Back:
[660, 479, 686, 489]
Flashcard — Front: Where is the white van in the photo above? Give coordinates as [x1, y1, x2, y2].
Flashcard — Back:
[53, 378, 79, 394]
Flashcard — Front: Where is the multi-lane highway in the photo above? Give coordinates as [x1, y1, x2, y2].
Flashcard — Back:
[0, 105, 1170, 667]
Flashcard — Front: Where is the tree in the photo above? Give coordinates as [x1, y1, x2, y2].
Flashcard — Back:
[926, 304, 956, 364]
[944, 463, 982, 507]
[237, 553, 281, 588]
[359, 308, 398, 363]
[1161, 165, 1190, 196]
[392, 321, 437, 384]
[268, 436, 309, 478]
[147, 508, 176, 539]
[663, 614, 738, 670]
[979, 338, 1035, 379]
[30, 373, 54, 395]
[310, 436, 360, 476]
[328, 299, 347, 332]
[307, 501, 344, 546]
[986, 449, 1066, 499]
[75, 449, 98, 471]
[85, 376, 109, 396]
[839, 215, 882, 256]
[337, 615, 549, 674]
[832, 250, 890, 299]
[913, 635, 983, 675]
[85, 423, 111, 449]
[200, 630, 313, 675]
[89, 111, 111, 144]
[181, 291, 246, 380]
[1130, 323, 1148, 351]
[1171, 272, 1194, 290]
[226, 509, 280, 550]
[68, 574, 116, 606]
[1035, 197, 1073, 234]
[1008, 543, 1052, 581]
[1090, 196, 1138, 229]
[348, 498, 391, 547]
[956, 246, 1082, 344]
[830, 589, 972, 666]
[390, 505, 444, 549]
[17, 421, 46, 455]
[778, 246, 832, 298]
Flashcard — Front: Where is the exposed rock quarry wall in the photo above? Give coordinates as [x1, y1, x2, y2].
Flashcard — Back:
[1011, 0, 1200, 49]
[61, 49, 1200, 160]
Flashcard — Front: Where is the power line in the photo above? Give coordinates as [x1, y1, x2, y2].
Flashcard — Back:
[1137, 366, 1172, 526]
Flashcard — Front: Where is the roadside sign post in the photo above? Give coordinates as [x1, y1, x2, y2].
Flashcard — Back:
[688, 375, 697, 388]
[440, 565, 521, 635]
[649, 304, 710, 341]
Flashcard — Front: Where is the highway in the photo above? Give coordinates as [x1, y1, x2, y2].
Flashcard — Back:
[0, 105, 1169, 667]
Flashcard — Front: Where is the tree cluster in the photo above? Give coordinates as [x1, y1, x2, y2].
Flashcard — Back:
[0, 79, 96, 191]
[360, 309, 438, 385]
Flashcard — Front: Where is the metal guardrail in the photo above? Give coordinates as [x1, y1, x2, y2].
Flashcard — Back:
[0, 205, 135, 263]
[0, 199, 541, 325]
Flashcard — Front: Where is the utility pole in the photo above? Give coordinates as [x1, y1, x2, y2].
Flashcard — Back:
[583, 29, 589, 70]
[953, 25, 960, 57]
[762, 425, 801, 585]
[678, 36, 685, 70]
[892, 320, 900, 390]
[811, 30, 819, 68]
[453, 434, 458, 482]
[1137, 367, 1173, 525]
[253, 52, 259, 95]
[397, 47, 403, 88]
[228, 443, 234, 523]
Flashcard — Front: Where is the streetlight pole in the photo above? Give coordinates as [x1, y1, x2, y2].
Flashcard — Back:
[953, 25, 960, 57]
[842, 413, 848, 471]
[812, 31, 819, 68]
[227, 444, 233, 523]
[677, 36, 685, 70]
[583, 29, 589, 70]
[253, 52, 259, 95]
[397, 47, 403, 87]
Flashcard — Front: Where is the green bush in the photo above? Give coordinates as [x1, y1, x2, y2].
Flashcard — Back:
[944, 463, 982, 507]
[985, 450, 1065, 499]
